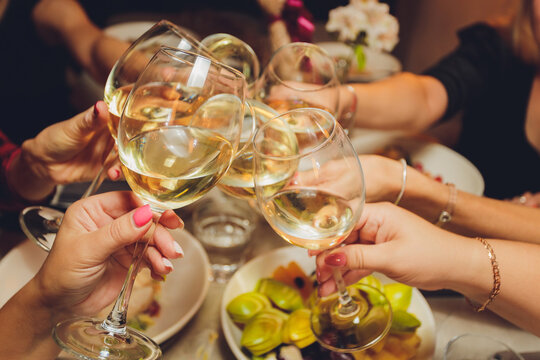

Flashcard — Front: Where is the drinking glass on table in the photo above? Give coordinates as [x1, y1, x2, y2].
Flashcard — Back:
[19, 20, 209, 252]
[444, 333, 525, 360]
[53, 47, 246, 360]
[253, 42, 357, 133]
[252, 108, 392, 352]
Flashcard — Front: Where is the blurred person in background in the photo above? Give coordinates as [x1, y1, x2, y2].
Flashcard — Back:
[346, 0, 540, 202]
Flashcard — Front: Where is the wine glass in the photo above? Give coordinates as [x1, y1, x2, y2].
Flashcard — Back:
[19, 20, 209, 252]
[53, 47, 246, 360]
[252, 108, 392, 352]
[216, 98, 278, 200]
[253, 42, 357, 133]
[200, 33, 260, 88]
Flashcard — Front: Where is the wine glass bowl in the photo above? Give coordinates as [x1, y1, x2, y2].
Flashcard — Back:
[252, 108, 392, 352]
[254, 42, 341, 117]
[200, 33, 260, 88]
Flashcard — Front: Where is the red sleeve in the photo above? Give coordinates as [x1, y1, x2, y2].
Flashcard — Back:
[0, 131, 33, 212]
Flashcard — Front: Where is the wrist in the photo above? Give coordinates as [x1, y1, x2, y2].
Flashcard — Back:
[399, 168, 449, 220]
[8, 142, 56, 202]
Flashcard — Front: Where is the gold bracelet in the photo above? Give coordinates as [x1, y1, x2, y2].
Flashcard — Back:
[394, 158, 407, 205]
[435, 183, 457, 227]
[465, 237, 501, 312]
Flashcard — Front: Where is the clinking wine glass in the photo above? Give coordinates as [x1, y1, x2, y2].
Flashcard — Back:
[52, 47, 246, 360]
[19, 20, 210, 252]
[253, 42, 357, 133]
[252, 108, 392, 352]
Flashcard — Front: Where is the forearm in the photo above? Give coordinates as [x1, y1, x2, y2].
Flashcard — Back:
[394, 162, 540, 242]
[448, 238, 540, 337]
[0, 279, 61, 359]
[351, 72, 448, 131]
[268, 20, 291, 53]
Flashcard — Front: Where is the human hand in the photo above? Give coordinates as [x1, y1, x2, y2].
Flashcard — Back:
[32, 191, 184, 317]
[9, 101, 114, 201]
[508, 191, 540, 208]
[316, 202, 474, 296]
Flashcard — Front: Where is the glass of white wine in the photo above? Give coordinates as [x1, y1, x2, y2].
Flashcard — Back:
[52, 47, 246, 360]
[19, 20, 210, 252]
[252, 108, 392, 353]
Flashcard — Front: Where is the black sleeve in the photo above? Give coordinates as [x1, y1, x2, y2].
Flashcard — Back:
[423, 23, 511, 120]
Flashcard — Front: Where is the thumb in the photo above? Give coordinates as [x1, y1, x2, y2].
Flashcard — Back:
[85, 204, 154, 260]
[66, 101, 109, 140]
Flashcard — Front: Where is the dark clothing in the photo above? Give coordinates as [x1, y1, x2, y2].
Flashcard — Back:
[424, 23, 540, 199]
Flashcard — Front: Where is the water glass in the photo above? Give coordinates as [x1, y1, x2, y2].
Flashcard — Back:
[193, 192, 257, 283]
[444, 333, 525, 360]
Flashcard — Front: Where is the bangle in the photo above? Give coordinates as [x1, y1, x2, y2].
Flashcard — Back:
[465, 237, 501, 312]
[394, 158, 407, 205]
[435, 183, 457, 227]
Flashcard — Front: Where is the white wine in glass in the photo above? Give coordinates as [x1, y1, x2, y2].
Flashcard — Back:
[19, 20, 209, 252]
[53, 47, 246, 360]
[252, 108, 392, 353]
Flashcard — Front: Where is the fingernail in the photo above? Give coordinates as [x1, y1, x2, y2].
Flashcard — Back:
[93, 102, 99, 116]
[316, 269, 321, 280]
[162, 257, 174, 271]
[173, 241, 184, 257]
[325, 252, 347, 267]
[113, 169, 121, 180]
[133, 205, 152, 227]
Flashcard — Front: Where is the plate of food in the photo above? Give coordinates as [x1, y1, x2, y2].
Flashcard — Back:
[350, 130, 485, 196]
[221, 246, 436, 359]
[0, 228, 210, 344]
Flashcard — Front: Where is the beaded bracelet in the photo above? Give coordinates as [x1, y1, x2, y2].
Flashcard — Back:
[465, 237, 501, 312]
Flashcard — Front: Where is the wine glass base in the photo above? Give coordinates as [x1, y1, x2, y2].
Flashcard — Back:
[19, 206, 64, 252]
[310, 284, 392, 353]
[53, 317, 162, 360]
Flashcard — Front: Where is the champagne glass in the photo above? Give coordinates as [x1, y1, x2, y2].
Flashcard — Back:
[19, 20, 209, 252]
[53, 47, 246, 360]
[252, 108, 392, 352]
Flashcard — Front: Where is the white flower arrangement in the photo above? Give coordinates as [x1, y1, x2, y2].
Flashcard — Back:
[326, 0, 399, 52]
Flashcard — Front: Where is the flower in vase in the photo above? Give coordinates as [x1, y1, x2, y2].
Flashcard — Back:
[326, 0, 399, 53]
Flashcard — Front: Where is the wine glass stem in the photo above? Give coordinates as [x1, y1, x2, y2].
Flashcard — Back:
[332, 267, 359, 316]
[102, 217, 158, 334]
[81, 147, 118, 199]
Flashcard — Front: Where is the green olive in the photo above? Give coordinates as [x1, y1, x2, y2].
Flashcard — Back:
[226, 292, 271, 324]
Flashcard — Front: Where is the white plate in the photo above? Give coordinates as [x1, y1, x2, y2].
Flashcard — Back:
[221, 246, 436, 359]
[0, 228, 210, 344]
[351, 130, 485, 196]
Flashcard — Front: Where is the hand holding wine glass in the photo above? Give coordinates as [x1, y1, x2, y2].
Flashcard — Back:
[20, 20, 209, 252]
[252, 108, 392, 352]
[53, 47, 246, 360]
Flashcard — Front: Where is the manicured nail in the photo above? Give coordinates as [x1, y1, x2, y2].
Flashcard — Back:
[93, 102, 99, 116]
[133, 205, 152, 227]
[113, 168, 121, 180]
[173, 241, 184, 257]
[162, 257, 174, 271]
[325, 252, 347, 267]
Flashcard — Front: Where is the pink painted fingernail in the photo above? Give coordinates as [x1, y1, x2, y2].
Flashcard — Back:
[93, 102, 99, 116]
[133, 205, 152, 227]
[113, 169, 121, 180]
[325, 252, 347, 267]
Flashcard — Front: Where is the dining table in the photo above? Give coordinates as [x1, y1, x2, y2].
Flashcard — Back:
[2, 174, 540, 360]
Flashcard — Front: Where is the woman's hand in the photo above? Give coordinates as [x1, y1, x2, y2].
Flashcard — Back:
[316, 202, 479, 296]
[34, 191, 184, 317]
[8, 101, 115, 201]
